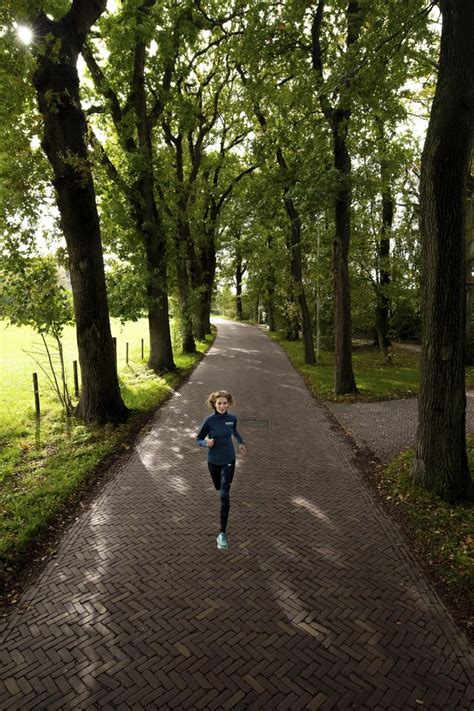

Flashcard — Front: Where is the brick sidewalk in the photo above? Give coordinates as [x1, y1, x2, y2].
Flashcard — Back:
[327, 399, 418, 464]
[1, 320, 473, 710]
[328, 395, 474, 464]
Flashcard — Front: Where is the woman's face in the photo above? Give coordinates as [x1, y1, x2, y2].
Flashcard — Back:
[215, 397, 229, 414]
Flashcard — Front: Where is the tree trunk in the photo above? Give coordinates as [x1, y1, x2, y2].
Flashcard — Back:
[82, 21, 175, 372]
[312, 1, 360, 393]
[235, 236, 244, 321]
[236, 267, 243, 321]
[465, 151, 474, 364]
[414, 0, 474, 502]
[194, 233, 216, 338]
[277, 149, 316, 365]
[32, 6, 128, 423]
[143, 236, 176, 371]
[266, 237, 277, 331]
[332, 117, 357, 393]
[133, 39, 175, 372]
[376, 152, 393, 358]
[176, 219, 196, 353]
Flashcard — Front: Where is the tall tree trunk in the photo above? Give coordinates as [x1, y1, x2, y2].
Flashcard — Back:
[277, 150, 316, 365]
[133, 39, 175, 372]
[143, 236, 176, 371]
[32, 5, 127, 424]
[414, 0, 474, 502]
[332, 119, 357, 391]
[176, 218, 196, 353]
[266, 236, 277, 331]
[290, 214, 316, 364]
[169, 133, 197, 353]
[465, 150, 474, 364]
[312, 1, 360, 393]
[82, 19, 175, 373]
[193, 231, 216, 339]
[128, 189, 176, 370]
[203, 236, 216, 335]
[376, 148, 393, 357]
[188, 247, 206, 341]
[193, 284, 209, 340]
[235, 265, 243, 321]
[235, 232, 244, 321]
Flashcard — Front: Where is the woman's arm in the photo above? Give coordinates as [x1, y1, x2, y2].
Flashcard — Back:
[196, 419, 210, 447]
[233, 419, 246, 454]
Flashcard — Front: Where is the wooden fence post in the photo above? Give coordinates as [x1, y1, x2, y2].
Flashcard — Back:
[126, 342, 129, 365]
[33, 372, 40, 418]
[141, 338, 144, 360]
[73, 360, 79, 398]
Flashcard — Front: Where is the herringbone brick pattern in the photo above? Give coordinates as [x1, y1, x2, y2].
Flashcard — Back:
[328, 395, 474, 464]
[1, 320, 473, 710]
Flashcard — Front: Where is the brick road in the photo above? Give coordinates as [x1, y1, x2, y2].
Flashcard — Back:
[328, 394, 474, 464]
[1, 319, 473, 710]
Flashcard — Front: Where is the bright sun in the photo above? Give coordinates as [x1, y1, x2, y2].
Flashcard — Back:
[17, 25, 33, 45]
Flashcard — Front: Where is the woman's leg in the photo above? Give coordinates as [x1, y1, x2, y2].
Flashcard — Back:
[208, 462, 222, 492]
[207, 461, 235, 533]
[219, 462, 235, 533]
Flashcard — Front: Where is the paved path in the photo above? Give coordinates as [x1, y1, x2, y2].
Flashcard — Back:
[328, 393, 474, 464]
[327, 398, 419, 464]
[1, 320, 473, 710]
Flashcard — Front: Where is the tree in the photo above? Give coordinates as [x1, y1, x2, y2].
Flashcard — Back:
[105, 258, 148, 324]
[25, 0, 128, 423]
[159, 57, 234, 350]
[237, 64, 316, 363]
[83, 0, 176, 372]
[311, 0, 362, 392]
[414, 0, 474, 502]
[465, 149, 474, 363]
[1, 253, 74, 413]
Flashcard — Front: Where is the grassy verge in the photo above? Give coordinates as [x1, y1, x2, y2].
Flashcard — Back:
[270, 333, 474, 400]
[378, 448, 473, 637]
[272, 333, 473, 638]
[268, 335, 419, 400]
[0, 320, 214, 586]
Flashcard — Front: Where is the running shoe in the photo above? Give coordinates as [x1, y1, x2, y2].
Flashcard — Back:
[216, 532, 229, 550]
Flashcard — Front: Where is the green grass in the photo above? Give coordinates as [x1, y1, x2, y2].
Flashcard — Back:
[270, 334, 474, 400]
[379, 448, 473, 632]
[0, 319, 214, 579]
[269, 335, 421, 401]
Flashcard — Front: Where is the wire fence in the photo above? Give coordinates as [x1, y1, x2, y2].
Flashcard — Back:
[0, 335, 149, 422]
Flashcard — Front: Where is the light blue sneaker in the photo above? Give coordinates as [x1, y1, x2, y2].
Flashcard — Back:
[216, 532, 229, 550]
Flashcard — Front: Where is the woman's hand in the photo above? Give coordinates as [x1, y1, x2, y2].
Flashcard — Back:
[207, 438, 215, 448]
[239, 444, 247, 455]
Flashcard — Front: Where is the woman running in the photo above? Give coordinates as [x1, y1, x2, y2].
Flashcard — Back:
[196, 390, 246, 549]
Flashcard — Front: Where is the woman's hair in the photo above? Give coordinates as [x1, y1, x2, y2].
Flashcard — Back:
[207, 390, 234, 409]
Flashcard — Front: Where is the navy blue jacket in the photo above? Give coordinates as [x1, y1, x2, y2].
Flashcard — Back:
[196, 411, 244, 465]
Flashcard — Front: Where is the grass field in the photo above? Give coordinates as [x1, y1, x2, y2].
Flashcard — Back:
[0, 319, 159, 424]
[0, 319, 213, 576]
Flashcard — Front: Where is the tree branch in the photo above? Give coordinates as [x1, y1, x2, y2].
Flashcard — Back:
[65, 0, 107, 46]
[89, 130, 131, 199]
[82, 43, 124, 129]
[216, 165, 257, 213]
